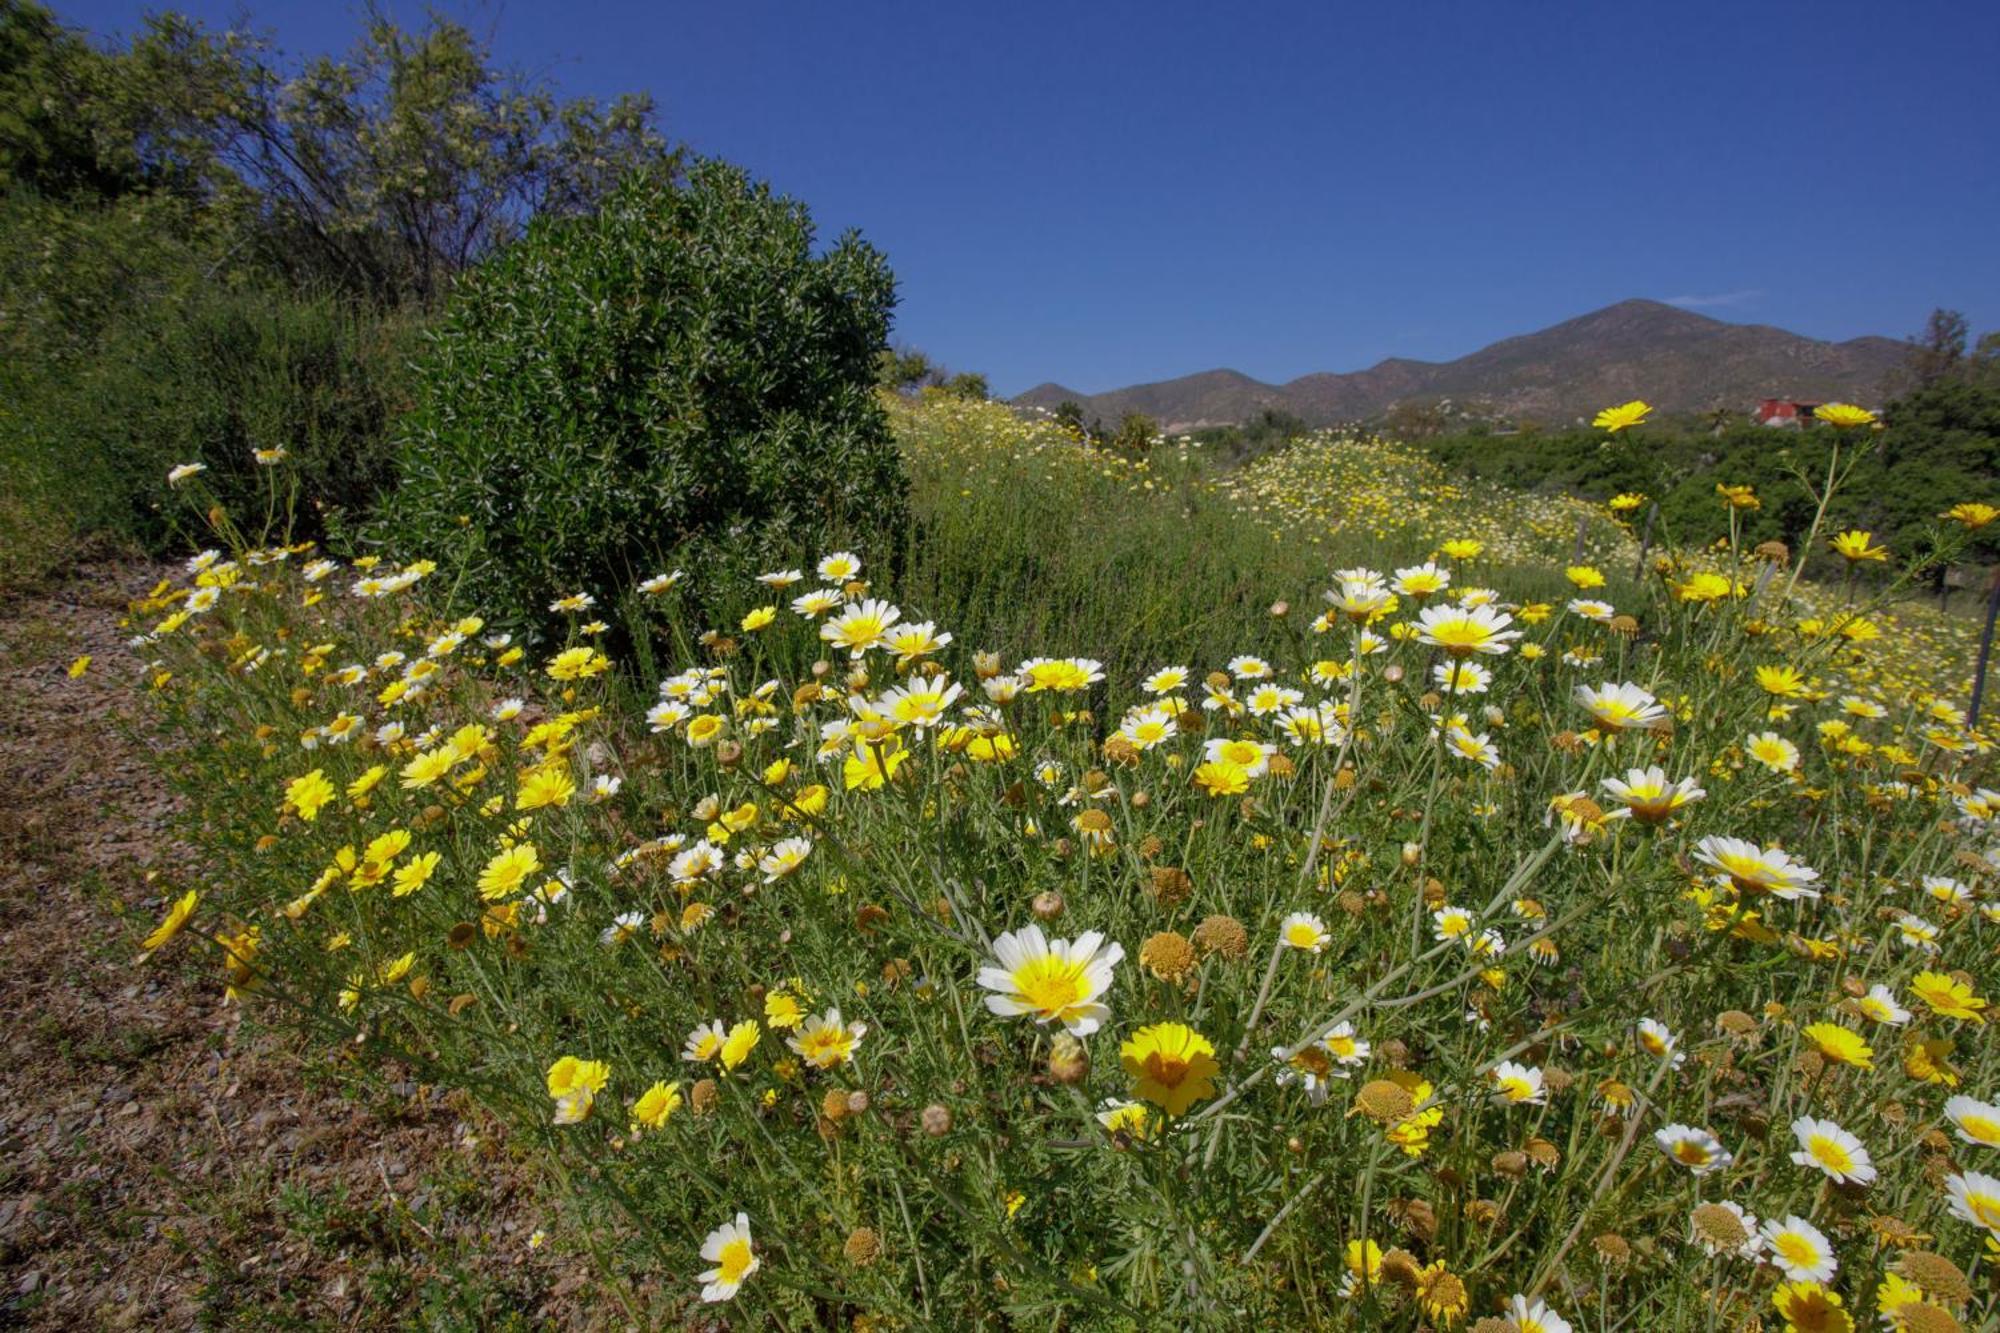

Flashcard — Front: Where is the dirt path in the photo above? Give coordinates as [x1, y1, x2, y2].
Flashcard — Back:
[0, 566, 586, 1329]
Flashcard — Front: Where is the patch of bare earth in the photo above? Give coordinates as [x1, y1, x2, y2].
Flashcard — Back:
[0, 565, 608, 1329]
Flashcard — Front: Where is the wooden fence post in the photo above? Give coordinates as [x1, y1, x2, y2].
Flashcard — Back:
[1969, 567, 2000, 728]
[1632, 503, 1657, 583]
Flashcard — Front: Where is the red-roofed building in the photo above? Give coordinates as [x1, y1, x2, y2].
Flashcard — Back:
[1754, 398, 1821, 427]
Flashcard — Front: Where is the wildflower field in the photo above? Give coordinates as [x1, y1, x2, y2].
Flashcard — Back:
[117, 396, 2000, 1331]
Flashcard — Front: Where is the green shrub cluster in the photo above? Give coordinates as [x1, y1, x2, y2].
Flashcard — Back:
[0, 193, 417, 563]
[1419, 388, 2000, 583]
[379, 163, 905, 640]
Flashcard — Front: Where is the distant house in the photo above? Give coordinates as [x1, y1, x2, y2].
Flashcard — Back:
[1754, 398, 1821, 427]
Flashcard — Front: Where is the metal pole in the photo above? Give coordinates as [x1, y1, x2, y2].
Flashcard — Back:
[1969, 567, 2000, 727]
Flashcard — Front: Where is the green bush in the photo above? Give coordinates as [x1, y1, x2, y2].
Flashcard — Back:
[378, 161, 905, 640]
[0, 192, 416, 586]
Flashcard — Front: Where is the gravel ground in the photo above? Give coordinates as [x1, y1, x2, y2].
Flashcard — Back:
[0, 566, 602, 1329]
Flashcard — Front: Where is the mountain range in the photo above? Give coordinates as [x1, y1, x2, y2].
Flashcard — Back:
[1013, 299, 1907, 431]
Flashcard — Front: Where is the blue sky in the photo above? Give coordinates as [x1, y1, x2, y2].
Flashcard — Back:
[62, 1, 2000, 396]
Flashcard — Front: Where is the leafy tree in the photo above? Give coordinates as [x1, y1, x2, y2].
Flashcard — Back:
[1051, 399, 1086, 437]
[1111, 411, 1158, 458]
[943, 371, 989, 401]
[877, 346, 936, 390]
[1896, 307, 1971, 394]
[0, 1, 140, 198]
[26, 7, 679, 307]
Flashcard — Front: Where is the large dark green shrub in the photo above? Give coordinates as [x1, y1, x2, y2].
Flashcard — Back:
[378, 161, 906, 637]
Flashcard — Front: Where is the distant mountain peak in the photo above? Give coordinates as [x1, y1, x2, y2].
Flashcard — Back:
[1014, 301, 1900, 430]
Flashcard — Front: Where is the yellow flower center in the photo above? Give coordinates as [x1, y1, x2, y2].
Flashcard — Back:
[835, 615, 885, 646]
[1773, 1234, 1816, 1267]
[1217, 740, 1262, 766]
[718, 1237, 754, 1284]
[1429, 620, 1487, 651]
[1011, 955, 1087, 1017]
[1808, 1136, 1853, 1172]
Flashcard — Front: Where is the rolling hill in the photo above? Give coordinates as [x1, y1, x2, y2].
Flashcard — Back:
[1014, 299, 1907, 431]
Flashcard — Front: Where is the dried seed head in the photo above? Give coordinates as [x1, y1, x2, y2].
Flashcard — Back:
[1353, 1080, 1415, 1124]
[1031, 890, 1065, 921]
[1895, 1252, 1971, 1304]
[1379, 1247, 1423, 1289]
[690, 1078, 719, 1116]
[822, 1088, 852, 1122]
[843, 1226, 882, 1268]
[1715, 1009, 1759, 1041]
[1192, 914, 1248, 960]
[1690, 1202, 1750, 1252]
[1139, 930, 1198, 984]
[920, 1103, 953, 1136]
[845, 1090, 871, 1117]
[1491, 1150, 1528, 1178]
[1592, 1232, 1631, 1266]
[1899, 1306, 1963, 1333]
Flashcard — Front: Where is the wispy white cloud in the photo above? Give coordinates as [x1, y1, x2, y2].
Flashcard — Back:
[1664, 289, 1764, 310]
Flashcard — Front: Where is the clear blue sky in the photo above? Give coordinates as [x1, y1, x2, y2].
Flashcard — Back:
[60, 0, 2000, 396]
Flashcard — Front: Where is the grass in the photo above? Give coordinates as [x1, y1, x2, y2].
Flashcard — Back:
[100, 393, 2000, 1328]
